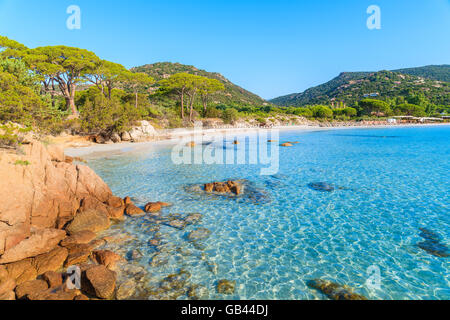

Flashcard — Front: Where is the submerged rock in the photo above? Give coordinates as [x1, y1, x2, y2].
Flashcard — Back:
[187, 228, 212, 242]
[307, 279, 367, 300]
[216, 279, 236, 295]
[308, 182, 335, 192]
[204, 181, 242, 195]
[280, 143, 293, 147]
[160, 269, 191, 291]
[417, 228, 449, 258]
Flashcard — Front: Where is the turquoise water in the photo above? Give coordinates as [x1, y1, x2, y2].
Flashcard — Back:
[87, 126, 450, 300]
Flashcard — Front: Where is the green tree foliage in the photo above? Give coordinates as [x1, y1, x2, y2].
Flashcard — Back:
[23, 46, 100, 117]
[221, 108, 240, 124]
[359, 99, 391, 116]
[311, 105, 333, 118]
[393, 103, 426, 117]
[199, 78, 225, 115]
[86, 60, 130, 99]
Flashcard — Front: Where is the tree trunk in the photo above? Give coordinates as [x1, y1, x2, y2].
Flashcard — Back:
[68, 83, 78, 118]
[180, 89, 185, 119]
[189, 92, 197, 122]
[135, 91, 138, 108]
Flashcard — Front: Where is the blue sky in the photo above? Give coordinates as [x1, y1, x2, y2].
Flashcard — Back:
[0, 0, 449, 99]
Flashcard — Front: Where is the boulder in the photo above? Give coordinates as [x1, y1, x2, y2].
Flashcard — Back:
[64, 244, 93, 267]
[124, 196, 132, 206]
[125, 204, 145, 217]
[216, 280, 236, 295]
[307, 279, 367, 300]
[66, 209, 110, 234]
[42, 271, 63, 288]
[28, 287, 79, 300]
[204, 181, 242, 195]
[15, 279, 48, 300]
[84, 265, 116, 299]
[0, 290, 15, 300]
[74, 294, 90, 300]
[31, 246, 68, 275]
[120, 132, 131, 142]
[107, 196, 125, 208]
[110, 133, 121, 143]
[4, 259, 37, 285]
[280, 143, 293, 147]
[92, 250, 121, 269]
[0, 277, 16, 296]
[116, 279, 136, 300]
[0, 228, 66, 264]
[60, 230, 97, 247]
[144, 202, 162, 213]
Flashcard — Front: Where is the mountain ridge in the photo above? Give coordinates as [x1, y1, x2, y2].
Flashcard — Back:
[270, 65, 450, 107]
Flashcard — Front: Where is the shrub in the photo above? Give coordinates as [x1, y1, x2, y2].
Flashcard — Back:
[311, 105, 333, 118]
[221, 108, 240, 124]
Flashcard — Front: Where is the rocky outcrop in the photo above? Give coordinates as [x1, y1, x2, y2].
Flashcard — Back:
[0, 140, 130, 300]
[204, 181, 242, 195]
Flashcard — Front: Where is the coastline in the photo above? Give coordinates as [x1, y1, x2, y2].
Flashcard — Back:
[64, 122, 450, 158]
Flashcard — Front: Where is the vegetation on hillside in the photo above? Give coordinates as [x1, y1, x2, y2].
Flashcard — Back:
[271, 69, 450, 109]
[0, 35, 448, 140]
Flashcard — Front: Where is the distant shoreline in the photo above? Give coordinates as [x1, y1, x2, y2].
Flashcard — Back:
[65, 122, 450, 158]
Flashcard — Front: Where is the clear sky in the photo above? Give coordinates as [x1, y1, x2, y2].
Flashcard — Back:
[0, 0, 449, 99]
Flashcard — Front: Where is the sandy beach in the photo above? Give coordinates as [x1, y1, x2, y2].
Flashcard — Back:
[65, 122, 450, 158]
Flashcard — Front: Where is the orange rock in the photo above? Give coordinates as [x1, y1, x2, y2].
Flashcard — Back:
[84, 265, 116, 299]
[280, 143, 293, 147]
[125, 204, 145, 217]
[124, 196, 132, 206]
[31, 246, 68, 275]
[60, 230, 97, 247]
[42, 271, 62, 288]
[93, 250, 121, 269]
[144, 202, 162, 213]
[4, 258, 37, 285]
[15, 279, 48, 300]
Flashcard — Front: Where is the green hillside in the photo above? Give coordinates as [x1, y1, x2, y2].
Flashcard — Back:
[270, 67, 450, 107]
[393, 65, 450, 82]
[132, 62, 266, 106]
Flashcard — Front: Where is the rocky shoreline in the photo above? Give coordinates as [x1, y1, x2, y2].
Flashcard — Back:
[0, 139, 167, 300]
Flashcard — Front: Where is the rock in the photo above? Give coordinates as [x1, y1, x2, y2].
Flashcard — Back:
[308, 182, 335, 192]
[121, 132, 131, 142]
[74, 294, 89, 300]
[66, 209, 110, 234]
[204, 181, 242, 195]
[188, 228, 212, 242]
[187, 284, 209, 300]
[64, 244, 93, 267]
[0, 140, 113, 262]
[32, 246, 68, 275]
[417, 241, 449, 258]
[28, 287, 79, 300]
[307, 279, 367, 300]
[186, 141, 196, 147]
[0, 228, 66, 264]
[110, 133, 121, 143]
[125, 204, 145, 217]
[216, 280, 236, 295]
[116, 279, 136, 300]
[15, 279, 48, 300]
[0, 291, 15, 300]
[233, 140, 240, 145]
[167, 219, 187, 230]
[160, 270, 191, 291]
[84, 265, 116, 299]
[4, 259, 37, 285]
[46, 145, 65, 162]
[184, 213, 202, 225]
[107, 206, 125, 221]
[42, 271, 63, 288]
[149, 252, 169, 267]
[124, 196, 132, 206]
[92, 250, 121, 269]
[280, 143, 293, 147]
[60, 230, 97, 247]
[0, 277, 16, 296]
[268, 140, 277, 143]
[107, 196, 125, 208]
[144, 202, 162, 213]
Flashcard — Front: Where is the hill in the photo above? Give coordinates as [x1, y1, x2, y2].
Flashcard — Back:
[132, 62, 266, 106]
[393, 65, 450, 82]
[270, 66, 450, 107]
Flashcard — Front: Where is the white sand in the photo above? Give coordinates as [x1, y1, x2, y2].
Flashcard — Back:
[65, 123, 449, 158]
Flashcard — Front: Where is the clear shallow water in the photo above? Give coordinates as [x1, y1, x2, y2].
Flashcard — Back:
[87, 126, 450, 300]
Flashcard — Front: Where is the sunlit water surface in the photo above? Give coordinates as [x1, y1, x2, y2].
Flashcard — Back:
[86, 126, 449, 300]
